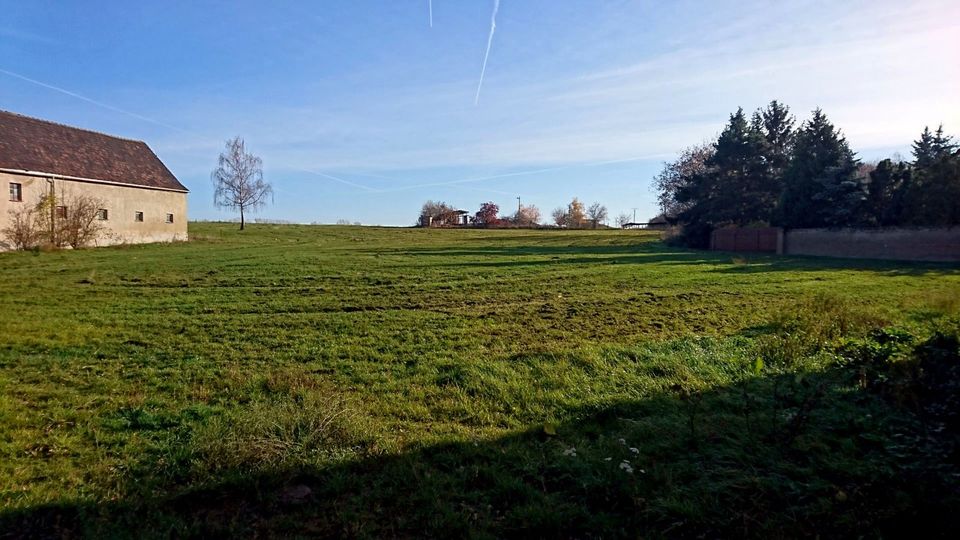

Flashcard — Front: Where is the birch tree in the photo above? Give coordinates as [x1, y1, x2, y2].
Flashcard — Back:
[212, 137, 272, 230]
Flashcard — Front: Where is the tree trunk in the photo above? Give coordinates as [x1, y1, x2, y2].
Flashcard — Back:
[240, 206, 245, 231]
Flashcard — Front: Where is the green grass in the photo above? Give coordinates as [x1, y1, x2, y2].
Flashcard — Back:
[1, 223, 958, 537]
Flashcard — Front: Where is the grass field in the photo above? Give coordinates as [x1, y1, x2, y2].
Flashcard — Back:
[1, 223, 958, 537]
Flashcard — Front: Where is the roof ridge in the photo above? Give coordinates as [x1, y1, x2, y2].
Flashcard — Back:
[0, 109, 147, 144]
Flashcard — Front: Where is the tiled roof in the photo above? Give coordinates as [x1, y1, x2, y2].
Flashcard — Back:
[0, 110, 187, 192]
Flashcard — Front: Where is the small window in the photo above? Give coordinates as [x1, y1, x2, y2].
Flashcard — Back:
[9, 183, 22, 202]
[97, 208, 109, 221]
[165, 213, 174, 224]
[135, 211, 144, 222]
[56, 206, 67, 219]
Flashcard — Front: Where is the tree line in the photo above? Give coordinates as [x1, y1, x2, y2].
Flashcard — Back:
[654, 100, 959, 247]
[419, 198, 614, 228]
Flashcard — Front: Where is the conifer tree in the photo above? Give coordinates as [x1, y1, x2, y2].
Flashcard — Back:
[903, 125, 960, 225]
[778, 109, 863, 227]
[753, 100, 795, 180]
[676, 108, 770, 245]
[867, 159, 911, 226]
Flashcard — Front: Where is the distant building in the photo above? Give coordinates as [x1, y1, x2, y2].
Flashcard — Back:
[646, 214, 671, 230]
[0, 110, 188, 249]
[419, 209, 471, 227]
[620, 214, 673, 230]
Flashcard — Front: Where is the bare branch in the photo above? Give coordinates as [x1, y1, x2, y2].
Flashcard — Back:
[212, 137, 273, 230]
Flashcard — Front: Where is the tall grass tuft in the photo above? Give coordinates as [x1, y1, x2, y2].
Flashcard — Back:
[188, 390, 363, 473]
[755, 293, 889, 367]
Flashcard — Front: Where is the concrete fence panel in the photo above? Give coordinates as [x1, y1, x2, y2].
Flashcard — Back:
[783, 228, 960, 262]
[710, 227, 780, 253]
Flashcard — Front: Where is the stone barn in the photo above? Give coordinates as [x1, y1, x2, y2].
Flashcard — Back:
[0, 110, 188, 250]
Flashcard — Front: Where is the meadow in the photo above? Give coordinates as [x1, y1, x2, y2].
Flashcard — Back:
[1, 223, 958, 537]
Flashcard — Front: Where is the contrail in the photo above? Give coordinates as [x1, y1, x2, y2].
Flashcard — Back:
[291, 168, 380, 192]
[0, 67, 380, 193]
[474, 0, 500, 105]
[459, 184, 529, 198]
[0, 67, 190, 134]
[429, 0, 433, 27]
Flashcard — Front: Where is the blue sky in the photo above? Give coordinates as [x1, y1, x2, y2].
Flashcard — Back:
[2, 0, 958, 225]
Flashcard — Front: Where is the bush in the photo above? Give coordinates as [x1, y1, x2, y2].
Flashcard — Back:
[1, 203, 41, 250]
[2, 192, 107, 250]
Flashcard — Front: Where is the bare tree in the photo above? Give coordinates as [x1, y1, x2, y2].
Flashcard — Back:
[419, 200, 457, 226]
[212, 137, 272, 230]
[587, 202, 608, 228]
[60, 194, 107, 248]
[4, 192, 107, 249]
[652, 142, 714, 216]
[551, 207, 568, 227]
[513, 205, 541, 227]
[615, 212, 631, 228]
[1, 203, 40, 250]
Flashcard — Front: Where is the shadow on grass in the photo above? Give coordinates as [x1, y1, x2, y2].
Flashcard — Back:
[387, 242, 960, 275]
[707, 253, 960, 276]
[4, 358, 957, 539]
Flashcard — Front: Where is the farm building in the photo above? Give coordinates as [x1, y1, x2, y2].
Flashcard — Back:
[646, 214, 672, 230]
[622, 215, 673, 230]
[0, 110, 188, 250]
[419, 209, 471, 227]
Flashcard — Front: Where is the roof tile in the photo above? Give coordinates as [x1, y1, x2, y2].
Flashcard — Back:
[0, 110, 188, 192]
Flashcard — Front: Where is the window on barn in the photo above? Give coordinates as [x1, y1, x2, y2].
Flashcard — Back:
[97, 209, 108, 221]
[165, 213, 174, 223]
[135, 211, 144, 222]
[56, 206, 67, 219]
[8, 183, 22, 202]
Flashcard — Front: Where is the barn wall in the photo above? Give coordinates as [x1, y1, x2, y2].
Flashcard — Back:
[1, 171, 187, 250]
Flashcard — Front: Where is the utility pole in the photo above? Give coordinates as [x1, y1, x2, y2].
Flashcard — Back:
[631, 207, 637, 223]
[517, 196, 521, 214]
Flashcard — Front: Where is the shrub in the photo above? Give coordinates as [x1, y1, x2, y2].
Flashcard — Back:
[3, 192, 108, 250]
[1, 203, 41, 250]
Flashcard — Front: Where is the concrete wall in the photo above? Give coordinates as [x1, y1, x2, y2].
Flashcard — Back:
[1, 171, 187, 250]
[783, 228, 960, 262]
[710, 227, 781, 253]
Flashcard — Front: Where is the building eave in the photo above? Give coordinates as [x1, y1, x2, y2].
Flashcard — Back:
[0, 167, 189, 193]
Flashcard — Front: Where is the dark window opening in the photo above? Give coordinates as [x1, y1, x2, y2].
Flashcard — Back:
[135, 211, 144, 222]
[9, 183, 22, 202]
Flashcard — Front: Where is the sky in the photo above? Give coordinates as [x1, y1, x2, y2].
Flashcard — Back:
[1, 0, 958, 226]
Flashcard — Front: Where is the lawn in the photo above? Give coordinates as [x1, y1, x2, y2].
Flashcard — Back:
[1, 223, 958, 537]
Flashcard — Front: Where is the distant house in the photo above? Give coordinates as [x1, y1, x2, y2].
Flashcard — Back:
[419, 209, 471, 227]
[0, 110, 188, 249]
[646, 214, 672, 230]
[621, 214, 673, 230]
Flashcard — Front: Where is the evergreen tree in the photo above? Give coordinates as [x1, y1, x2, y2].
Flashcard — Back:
[753, 100, 795, 180]
[867, 159, 911, 226]
[912, 126, 936, 168]
[903, 125, 960, 225]
[778, 109, 863, 227]
[676, 108, 771, 246]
